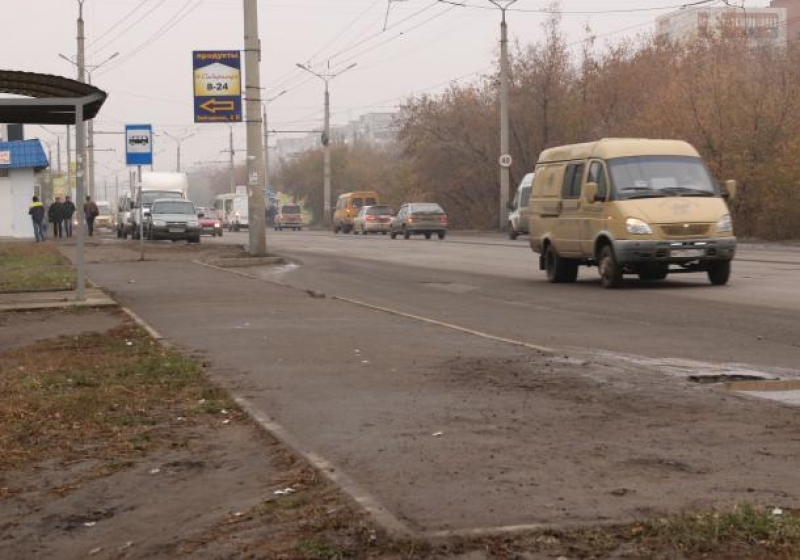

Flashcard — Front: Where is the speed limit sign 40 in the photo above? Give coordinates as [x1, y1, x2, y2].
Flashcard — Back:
[499, 154, 513, 168]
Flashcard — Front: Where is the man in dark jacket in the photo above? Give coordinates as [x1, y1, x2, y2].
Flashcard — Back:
[28, 196, 45, 242]
[48, 196, 64, 238]
[84, 195, 99, 237]
[62, 195, 76, 237]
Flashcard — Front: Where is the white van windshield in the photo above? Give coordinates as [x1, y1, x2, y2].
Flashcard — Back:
[608, 156, 717, 200]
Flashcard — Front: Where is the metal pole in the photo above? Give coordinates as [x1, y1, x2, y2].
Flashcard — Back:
[176, 142, 181, 172]
[87, 75, 95, 199]
[75, 103, 86, 301]
[268, 103, 269, 197]
[66, 125, 72, 197]
[323, 82, 331, 227]
[57, 136, 62, 175]
[499, 7, 511, 230]
[243, 0, 267, 255]
[138, 165, 144, 261]
[229, 125, 235, 193]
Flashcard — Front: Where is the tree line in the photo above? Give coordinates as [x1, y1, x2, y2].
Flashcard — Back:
[271, 14, 800, 239]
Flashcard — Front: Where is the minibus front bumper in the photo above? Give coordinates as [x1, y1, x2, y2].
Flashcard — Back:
[613, 236, 736, 264]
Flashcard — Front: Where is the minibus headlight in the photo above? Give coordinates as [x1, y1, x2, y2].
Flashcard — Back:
[717, 214, 733, 233]
[625, 217, 652, 235]
[152, 219, 165, 227]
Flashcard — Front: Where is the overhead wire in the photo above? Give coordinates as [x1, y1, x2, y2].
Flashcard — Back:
[88, 0, 152, 49]
[90, 0, 169, 56]
[96, 0, 202, 77]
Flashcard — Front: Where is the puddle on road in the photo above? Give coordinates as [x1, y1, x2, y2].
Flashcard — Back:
[587, 349, 800, 406]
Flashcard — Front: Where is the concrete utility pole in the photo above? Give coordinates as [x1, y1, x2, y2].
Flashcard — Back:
[243, 0, 267, 256]
[163, 130, 196, 172]
[262, 89, 287, 198]
[296, 62, 357, 227]
[59, 50, 118, 200]
[221, 125, 236, 193]
[489, 0, 517, 230]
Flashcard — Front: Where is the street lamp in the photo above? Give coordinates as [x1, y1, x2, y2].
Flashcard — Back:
[296, 62, 357, 227]
[163, 130, 197, 172]
[262, 89, 287, 199]
[487, 0, 517, 230]
[59, 51, 119, 200]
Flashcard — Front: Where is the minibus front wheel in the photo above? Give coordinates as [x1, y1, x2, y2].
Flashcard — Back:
[598, 245, 622, 289]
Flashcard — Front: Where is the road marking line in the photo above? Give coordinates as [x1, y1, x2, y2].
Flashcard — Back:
[332, 295, 554, 354]
[196, 259, 554, 354]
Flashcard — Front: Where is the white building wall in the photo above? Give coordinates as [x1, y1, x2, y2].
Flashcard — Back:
[657, 7, 787, 44]
[0, 169, 36, 238]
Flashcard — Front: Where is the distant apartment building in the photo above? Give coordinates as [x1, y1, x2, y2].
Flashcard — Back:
[656, 5, 787, 44]
[275, 112, 399, 160]
[770, 0, 800, 43]
[275, 135, 320, 161]
[331, 112, 399, 147]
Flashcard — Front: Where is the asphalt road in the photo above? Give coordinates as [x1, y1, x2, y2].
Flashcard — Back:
[221, 230, 800, 373]
[84, 230, 800, 535]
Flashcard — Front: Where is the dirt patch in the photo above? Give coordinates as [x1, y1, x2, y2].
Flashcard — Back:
[0, 307, 124, 354]
[0, 313, 380, 559]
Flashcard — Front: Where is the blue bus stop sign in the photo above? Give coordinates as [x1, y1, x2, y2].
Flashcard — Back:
[125, 124, 153, 166]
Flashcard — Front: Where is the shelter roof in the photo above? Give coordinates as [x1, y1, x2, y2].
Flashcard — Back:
[0, 139, 48, 170]
[0, 70, 107, 125]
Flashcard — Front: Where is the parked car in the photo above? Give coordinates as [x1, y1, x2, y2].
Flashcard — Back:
[353, 205, 393, 235]
[274, 204, 303, 231]
[197, 206, 223, 237]
[507, 172, 534, 240]
[390, 202, 448, 240]
[144, 198, 201, 243]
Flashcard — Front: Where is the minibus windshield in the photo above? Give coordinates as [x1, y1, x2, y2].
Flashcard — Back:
[608, 156, 717, 200]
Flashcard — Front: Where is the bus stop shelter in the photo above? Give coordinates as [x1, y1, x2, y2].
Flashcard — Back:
[0, 70, 107, 301]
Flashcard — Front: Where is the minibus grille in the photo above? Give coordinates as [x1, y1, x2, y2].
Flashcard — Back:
[660, 223, 711, 237]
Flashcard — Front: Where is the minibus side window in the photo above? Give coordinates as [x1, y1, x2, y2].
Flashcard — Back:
[587, 161, 608, 200]
[561, 163, 584, 199]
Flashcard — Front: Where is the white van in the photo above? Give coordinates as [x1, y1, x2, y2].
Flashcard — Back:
[229, 196, 249, 231]
[507, 172, 534, 240]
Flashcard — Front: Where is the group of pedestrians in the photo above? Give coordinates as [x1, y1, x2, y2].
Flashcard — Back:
[28, 195, 99, 242]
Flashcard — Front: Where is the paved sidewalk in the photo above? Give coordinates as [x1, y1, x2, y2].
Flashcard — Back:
[84, 258, 800, 537]
[0, 288, 116, 312]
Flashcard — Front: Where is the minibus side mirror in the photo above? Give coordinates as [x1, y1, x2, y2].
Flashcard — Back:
[583, 182, 599, 204]
[506, 201, 514, 211]
[723, 179, 737, 200]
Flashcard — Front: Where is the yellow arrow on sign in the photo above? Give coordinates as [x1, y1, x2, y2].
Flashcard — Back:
[199, 98, 236, 113]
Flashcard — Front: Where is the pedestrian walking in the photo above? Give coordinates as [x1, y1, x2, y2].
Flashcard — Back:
[48, 196, 64, 239]
[28, 196, 46, 242]
[62, 195, 76, 237]
[84, 195, 99, 237]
